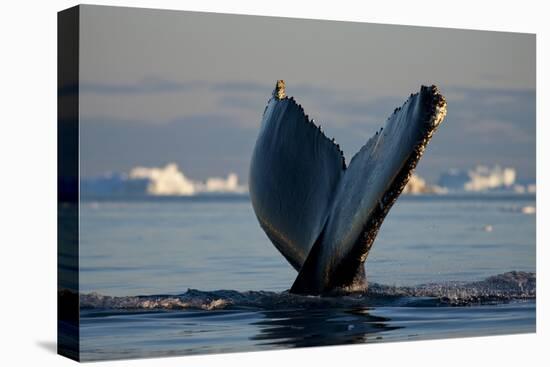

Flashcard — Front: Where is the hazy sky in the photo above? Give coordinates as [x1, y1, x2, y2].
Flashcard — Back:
[79, 5, 536, 183]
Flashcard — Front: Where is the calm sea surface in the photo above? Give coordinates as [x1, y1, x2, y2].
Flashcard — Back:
[75, 194, 536, 361]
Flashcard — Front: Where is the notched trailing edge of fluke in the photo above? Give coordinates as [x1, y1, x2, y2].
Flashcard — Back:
[252, 80, 447, 296]
[267, 79, 347, 170]
[322, 85, 447, 295]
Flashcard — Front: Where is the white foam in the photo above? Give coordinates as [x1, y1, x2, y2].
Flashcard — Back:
[78, 271, 535, 310]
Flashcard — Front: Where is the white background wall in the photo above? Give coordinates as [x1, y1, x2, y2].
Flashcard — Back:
[0, 1, 547, 366]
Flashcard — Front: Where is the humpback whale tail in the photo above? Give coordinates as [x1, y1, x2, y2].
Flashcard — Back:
[249, 80, 447, 295]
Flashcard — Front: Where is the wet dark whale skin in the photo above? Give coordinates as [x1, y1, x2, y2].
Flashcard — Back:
[250, 82, 447, 295]
[249, 88, 345, 271]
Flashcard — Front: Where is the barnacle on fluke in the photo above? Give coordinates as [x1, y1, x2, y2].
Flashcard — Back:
[249, 80, 447, 295]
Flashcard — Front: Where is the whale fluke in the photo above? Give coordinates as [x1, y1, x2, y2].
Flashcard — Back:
[250, 81, 447, 295]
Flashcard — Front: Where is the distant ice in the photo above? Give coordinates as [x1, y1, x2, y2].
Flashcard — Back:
[81, 163, 534, 197]
[438, 165, 535, 193]
[500, 205, 536, 215]
[404, 165, 534, 195]
[402, 174, 447, 195]
[130, 163, 197, 195]
[82, 163, 248, 197]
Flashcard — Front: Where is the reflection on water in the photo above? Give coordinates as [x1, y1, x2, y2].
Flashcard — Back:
[251, 307, 400, 347]
[79, 300, 535, 361]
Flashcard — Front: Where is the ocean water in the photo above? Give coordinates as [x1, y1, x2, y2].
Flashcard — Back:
[75, 194, 536, 361]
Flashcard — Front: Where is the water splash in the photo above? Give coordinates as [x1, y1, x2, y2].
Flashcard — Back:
[367, 271, 535, 306]
[78, 271, 535, 310]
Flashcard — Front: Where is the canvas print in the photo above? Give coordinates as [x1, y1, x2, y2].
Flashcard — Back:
[58, 5, 536, 362]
